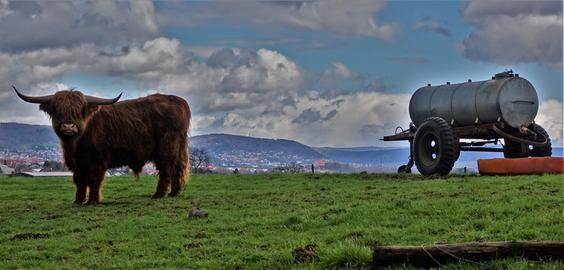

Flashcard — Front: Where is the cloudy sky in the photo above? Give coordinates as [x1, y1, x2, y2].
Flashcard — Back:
[0, 0, 562, 147]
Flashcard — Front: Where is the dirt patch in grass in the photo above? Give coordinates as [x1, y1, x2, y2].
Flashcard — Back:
[184, 242, 202, 249]
[41, 213, 64, 220]
[384, 173, 427, 180]
[188, 207, 208, 219]
[293, 244, 319, 263]
[11, 232, 49, 241]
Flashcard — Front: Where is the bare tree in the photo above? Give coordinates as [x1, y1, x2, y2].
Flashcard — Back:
[190, 147, 211, 173]
[272, 161, 305, 173]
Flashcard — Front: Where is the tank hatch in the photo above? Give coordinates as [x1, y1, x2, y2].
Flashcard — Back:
[494, 70, 515, 79]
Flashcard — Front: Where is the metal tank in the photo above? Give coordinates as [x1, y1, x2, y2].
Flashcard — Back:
[409, 73, 538, 129]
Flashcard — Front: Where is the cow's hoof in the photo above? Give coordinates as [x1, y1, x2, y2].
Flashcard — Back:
[86, 200, 99, 206]
[74, 201, 84, 207]
[168, 190, 181, 197]
[152, 192, 166, 199]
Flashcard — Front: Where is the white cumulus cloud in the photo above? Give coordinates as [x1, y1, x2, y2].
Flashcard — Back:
[195, 91, 412, 147]
[536, 99, 563, 146]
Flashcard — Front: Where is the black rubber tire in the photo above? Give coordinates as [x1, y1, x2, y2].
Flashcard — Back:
[453, 135, 461, 161]
[413, 117, 458, 176]
[503, 139, 528, 158]
[503, 123, 552, 158]
[530, 124, 552, 157]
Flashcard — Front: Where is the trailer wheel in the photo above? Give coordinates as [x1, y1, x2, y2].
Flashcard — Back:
[413, 117, 458, 176]
[503, 140, 528, 158]
[503, 124, 552, 158]
[530, 124, 552, 157]
[453, 135, 461, 161]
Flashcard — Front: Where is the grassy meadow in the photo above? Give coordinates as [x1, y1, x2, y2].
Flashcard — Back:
[0, 173, 562, 269]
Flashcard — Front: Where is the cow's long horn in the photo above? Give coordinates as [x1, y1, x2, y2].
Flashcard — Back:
[84, 92, 122, 105]
[13, 86, 54, 104]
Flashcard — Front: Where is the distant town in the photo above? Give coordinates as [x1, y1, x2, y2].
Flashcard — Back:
[0, 144, 372, 176]
[0, 146, 135, 176]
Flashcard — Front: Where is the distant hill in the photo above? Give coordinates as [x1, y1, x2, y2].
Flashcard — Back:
[0, 122, 58, 150]
[190, 133, 324, 167]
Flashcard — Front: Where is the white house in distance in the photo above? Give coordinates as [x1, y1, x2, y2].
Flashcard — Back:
[17, 171, 73, 177]
[0, 164, 15, 176]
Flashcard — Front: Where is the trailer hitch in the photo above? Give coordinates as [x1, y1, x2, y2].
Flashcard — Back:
[397, 139, 415, 173]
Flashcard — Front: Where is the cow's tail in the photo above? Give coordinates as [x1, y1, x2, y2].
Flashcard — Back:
[174, 98, 191, 192]
[182, 103, 191, 187]
[179, 135, 190, 187]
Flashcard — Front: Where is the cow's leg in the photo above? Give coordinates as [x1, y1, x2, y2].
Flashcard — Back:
[152, 169, 170, 198]
[153, 133, 181, 198]
[73, 173, 87, 205]
[170, 135, 189, 197]
[168, 162, 182, 197]
[86, 169, 106, 205]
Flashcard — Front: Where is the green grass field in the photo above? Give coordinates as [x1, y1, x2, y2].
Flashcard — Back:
[0, 173, 562, 269]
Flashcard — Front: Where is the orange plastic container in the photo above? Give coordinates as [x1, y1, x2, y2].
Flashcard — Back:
[478, 157, 564, 175]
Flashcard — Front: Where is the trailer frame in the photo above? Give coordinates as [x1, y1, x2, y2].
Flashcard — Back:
[382, 121, 550, 175]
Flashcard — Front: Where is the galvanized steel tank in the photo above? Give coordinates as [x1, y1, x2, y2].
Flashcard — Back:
[409, 74, 538, 129]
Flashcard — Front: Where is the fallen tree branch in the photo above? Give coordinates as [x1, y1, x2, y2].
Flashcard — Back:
[372, 240, 564, 268]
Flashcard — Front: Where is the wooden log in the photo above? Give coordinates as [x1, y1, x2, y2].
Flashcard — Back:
[372, 240, 564, 269]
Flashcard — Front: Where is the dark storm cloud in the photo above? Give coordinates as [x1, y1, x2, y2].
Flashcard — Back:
[460, 0, 563, 66]
[0, 0, 158, 52]
[157, 0, 399, 41]
[206, 48, 264, 70]
[292, 109, 322, 124]
[461, 0, 562, 22]
[262, 96, 298, 116]
[292, 108, 337, 124]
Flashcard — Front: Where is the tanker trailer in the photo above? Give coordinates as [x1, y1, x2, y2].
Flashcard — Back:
[382, 71, 551, 175]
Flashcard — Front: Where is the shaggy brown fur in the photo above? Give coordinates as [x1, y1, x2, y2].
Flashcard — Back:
[28, 90, 191, 204]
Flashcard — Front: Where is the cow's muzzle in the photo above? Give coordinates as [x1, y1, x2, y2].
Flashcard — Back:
[60, 123, 78, 136]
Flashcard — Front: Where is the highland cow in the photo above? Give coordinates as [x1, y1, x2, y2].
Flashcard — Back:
[14, 87, 191, 204]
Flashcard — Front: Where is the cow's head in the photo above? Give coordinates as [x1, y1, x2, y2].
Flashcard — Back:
[13, 86, 122, 139]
